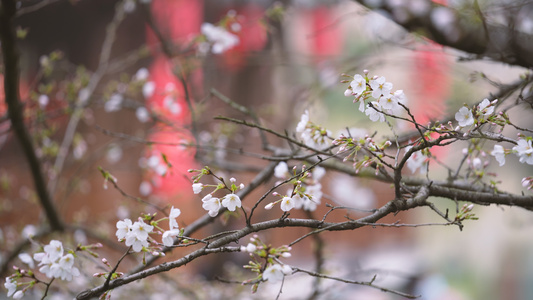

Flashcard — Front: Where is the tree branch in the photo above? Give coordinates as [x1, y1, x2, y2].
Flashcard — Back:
[354, 0, 533, 69]
[0, 0, 63, 231]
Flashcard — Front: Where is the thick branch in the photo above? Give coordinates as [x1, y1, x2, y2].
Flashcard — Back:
[355, 0, 533, 69]
[0, 0, 63, 231]
[77, 187, 430, 299]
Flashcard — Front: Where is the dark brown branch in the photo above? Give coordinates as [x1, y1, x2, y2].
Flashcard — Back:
[354, 0, 533, 69]
[0, 0, 63, 231]
[77, 187, 431, 299]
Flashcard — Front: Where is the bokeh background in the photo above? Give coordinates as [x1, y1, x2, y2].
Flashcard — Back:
[1, 0, 533, 299]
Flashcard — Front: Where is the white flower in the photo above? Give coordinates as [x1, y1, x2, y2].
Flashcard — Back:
[105, 93, 123, 112]
[4, 277, 17, 297]
[43, 240, 64, 262]
[477, 98, 494, 116]
[312, 166, 326, 181]
[222, 194, 242, 211]
[125, 233, 149, 252]
[134, 68, 149, 81]
[164, 96, 182, 115]
[162, 229, 180, 247]
[18, 253, 34, 269]
[302, 196, 318, 211]
[490, 145, 506, 166]
[513, 139, 533, 165]
[192, 183, 203, 194]
[369, 76, 392, 99]
[130, 220, 153, 242]
[51, 254, 80, 281]
[22, 225, 36, 239]
[393, 89, 407, 105]
[291, 194, 305, 210]
[136, 107, 150, 123]
[306, 184, 323, 203]
[455, 106, 474, 127]
[116, 218, 133, 240]
[142, 81, 155, 98]
[405, 146, 427, 173]
[274, 162, 289, 178]
[201, 23, 239, 54]
[202, 195, 222, 217]
[472, 157, 483, 170]
[139, 181, 152, 196]
[350, 74, 366, 96]
[168, 206, 181, 229]
[296, 110, 309, 133]
[365, 102, 385, 122]
[38, 94, 49, 108]
[263, 264, 285, 283]
[280, 196, 295, 212]
[264, 202, 275, 210]
[240, 243, 257, 253]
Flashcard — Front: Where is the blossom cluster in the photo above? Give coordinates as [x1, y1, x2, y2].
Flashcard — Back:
[295, 110, 332, 149]
[33, 240, 80, 281]
[4, 240, 81, 299]
[115, 206, 182, 251]
[332, 130, 393, 176]
[490, 136, 533, 187]
[240, 235, 292, 291]
[454, 98, 497, 128]
[199, 22, 239, 55]
[343, 71, 407, 123]
[265, 163, 325, 212]
[191, 168, 245, 217]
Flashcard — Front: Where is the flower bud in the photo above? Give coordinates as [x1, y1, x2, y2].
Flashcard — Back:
[265, 203, 275, 210]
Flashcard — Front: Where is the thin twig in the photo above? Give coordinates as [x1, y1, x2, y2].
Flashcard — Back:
[292, 267, 419, 299]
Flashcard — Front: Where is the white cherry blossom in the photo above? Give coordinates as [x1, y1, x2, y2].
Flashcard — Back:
[222, 193, 241, 211]
[455, 106, 474, 127]
[369, 76, 392, 98]
[490, 145, 506, 166]
[350, 74, 367, 96]
[202, 194, 222, 217]
[280, 196, 295, 212]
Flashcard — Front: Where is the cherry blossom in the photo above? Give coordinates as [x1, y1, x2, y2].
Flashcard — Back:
[296, 110, 309, 133]
[240, 243, 257, 253]
[477, 98, 495, 116]
[192, 183, 203, 194]
[369, 76, 392, 98]
[350, 74, 367, 96]
[4, 277, 17, 297]
[168, 206, 181, 229]
[490, 145, 506, 166]
[263, 264, 292, 283]
[201, 23, 239, 54]
[280, 196, 295, 212]
[33, 240, 80, 281]
[116, 219, 133, 240]
[162, 229, 180, 247]
[455, 106, 474, 127]
[365, 101, 385, 122]
[405, 146, 427, 173]
[262, 264, 284, 283]
[222, 193, 242, 211]
[274, 162, 289, 178]
[18, 253, 34, 269]
[513, 138, 533, 164]
[202, 194, 222, 217]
